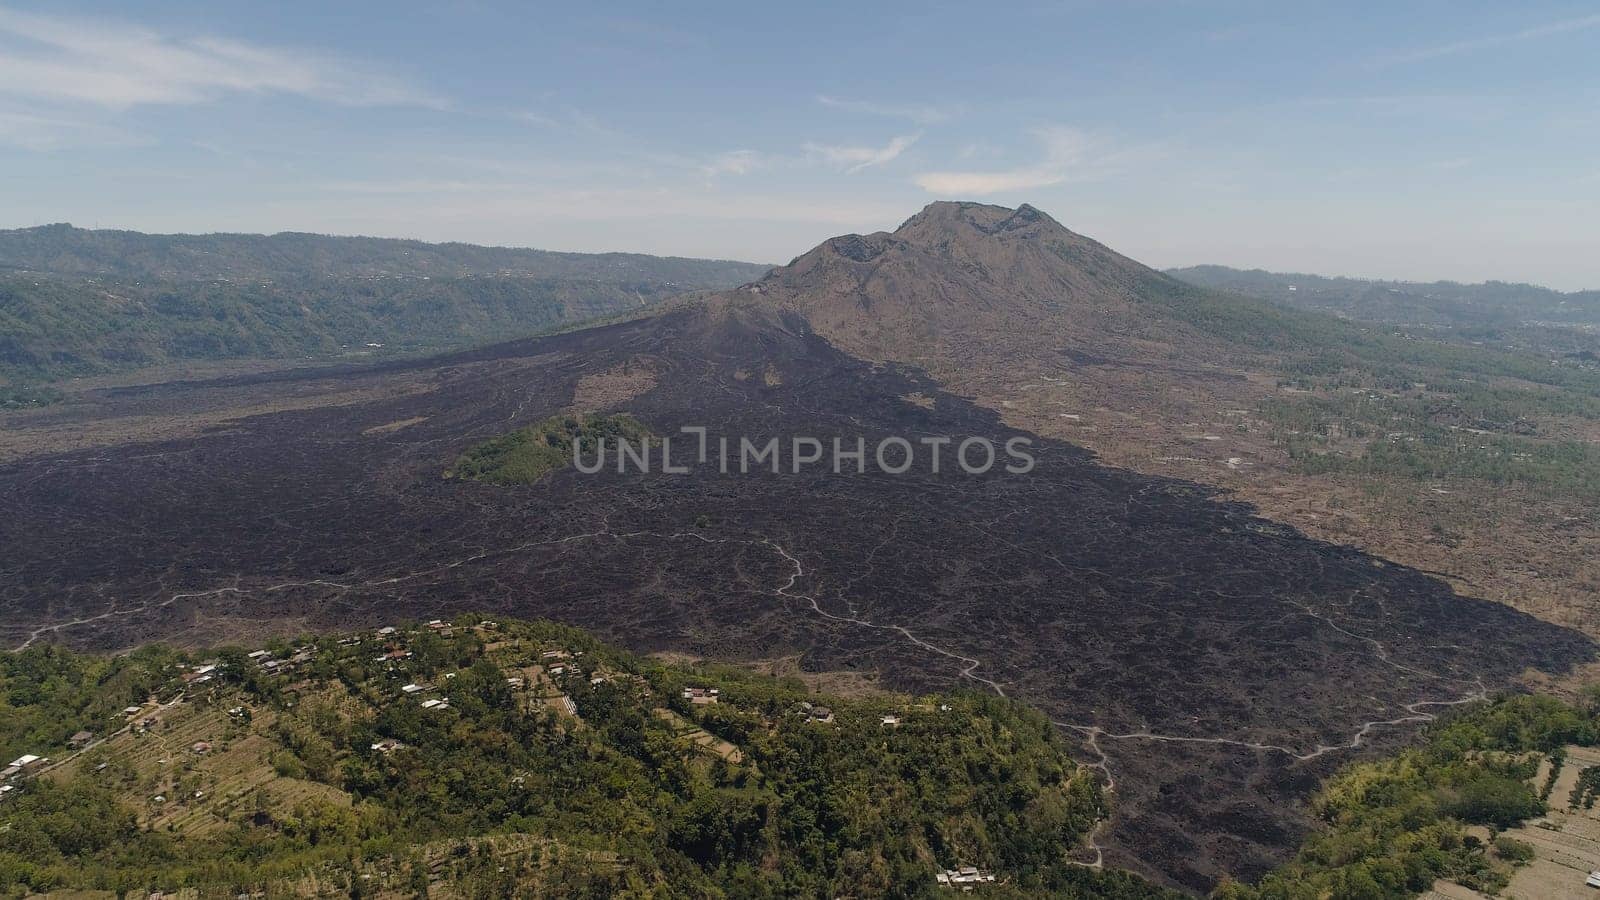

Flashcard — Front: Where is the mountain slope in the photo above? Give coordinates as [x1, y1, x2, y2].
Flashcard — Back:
[750, 203, 1600, 677]
[0, 225, 770, 397]
[1169, 264, 1600, 328]
[2, 285, 1592, 890]
[3, 204, 1596, 891]
[0, 616, 1170, 898]
[752, 201, 1231, 367]
[0, 223, 768, 284]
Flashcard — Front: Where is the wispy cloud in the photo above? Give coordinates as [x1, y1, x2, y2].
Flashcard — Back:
[0, 107, 147, 150]
[803, 133, 919, 173]
[816, 94, 955, 125]
[914, 126, 1147, 195]
[514, 107, 618, 137]
[1373, 13, 1600, 66]
[700, 149, 765, 177]
[0, 6, 445, 109]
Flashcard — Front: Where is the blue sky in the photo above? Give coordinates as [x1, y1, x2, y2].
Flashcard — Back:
[0, 2, 1596, 288]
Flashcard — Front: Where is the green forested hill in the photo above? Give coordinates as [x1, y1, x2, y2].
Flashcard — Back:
[0, 617, 1168, 898]
[1168, 265, 1600, 328]
[1218, 691, 1600, 900]
[0, 225, 770, 402]
[0, 223, 769, 284]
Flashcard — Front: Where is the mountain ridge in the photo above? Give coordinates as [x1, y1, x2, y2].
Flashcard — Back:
[0, 222, 771, 282]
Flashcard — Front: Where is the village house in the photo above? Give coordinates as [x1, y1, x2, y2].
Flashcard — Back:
[936, 866, 996, 888]
[68, 730, 95, 749]
[1, 765, 20, 781]
[190, 741, 211, 754]
[369, 738, 405, 754]
[8, 754, 47, 774]
[401, 683, 427, 694]
[683, 687, 720, 704]
[881, 715, 901, 727]
[420, 698, 451, 710]
[122, 705, 143, 717]
[377, 626, 398, 637]
[505, 676, 526, 689]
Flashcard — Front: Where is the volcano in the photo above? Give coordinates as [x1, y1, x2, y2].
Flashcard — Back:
[1, 204, 1591, 891]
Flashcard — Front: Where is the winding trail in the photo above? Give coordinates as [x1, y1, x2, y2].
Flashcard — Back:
[753, 535, 1494, 869]
[13, 526, 1497, 870]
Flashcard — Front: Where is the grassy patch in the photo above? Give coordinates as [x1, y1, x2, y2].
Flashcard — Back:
[444, 413, 651, 485]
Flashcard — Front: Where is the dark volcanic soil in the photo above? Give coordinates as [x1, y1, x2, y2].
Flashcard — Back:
[1, 299, 1592, 891]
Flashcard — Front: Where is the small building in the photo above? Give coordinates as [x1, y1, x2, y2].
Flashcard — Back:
[190, 741, 211, 754]
[122, 706, 143, 717]
[0, 765, 19, 781]
[420, 698, 450, 710]
[401, 683, 426, 694]
[682, 687, 720, 704]
[369, 739, 405, 754]
[8, 755, 45, 772]
[1587, 870, 1600, 889]
[0, 784, 14, 800]
[247, 649, 271, 662]
[881, 715, 901, 727]
[68, 730, 95, 749]
[377, 626, 398, 636]
[806, 706, 834, 723]
[506, 677, 526, 689]
[426, 619, 448, 631]
[549, 665, 567, 676]
[938, 866, 996, 888]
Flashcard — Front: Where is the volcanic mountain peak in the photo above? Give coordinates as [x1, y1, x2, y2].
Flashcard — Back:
[743, 200, 1197, 364]
[892, 199, 1064, 246]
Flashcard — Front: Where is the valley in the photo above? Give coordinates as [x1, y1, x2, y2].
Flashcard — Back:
[3, 203, 1597, 893]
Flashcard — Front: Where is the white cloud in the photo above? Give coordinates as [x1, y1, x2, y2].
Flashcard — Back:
[803, 133, 919, 173]
[0, 6, 444, 109]
[1374, 13, 1600, 66]
[914, 126, 1115, 195]
[816, 95, 955, 125]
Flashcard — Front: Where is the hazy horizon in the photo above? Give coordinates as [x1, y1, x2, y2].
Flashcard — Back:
[9, 214, 1600, 295]
[2, 2, 1597, 288]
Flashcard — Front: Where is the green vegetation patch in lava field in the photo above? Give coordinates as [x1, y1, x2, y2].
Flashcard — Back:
[445, 413, 652, 485]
